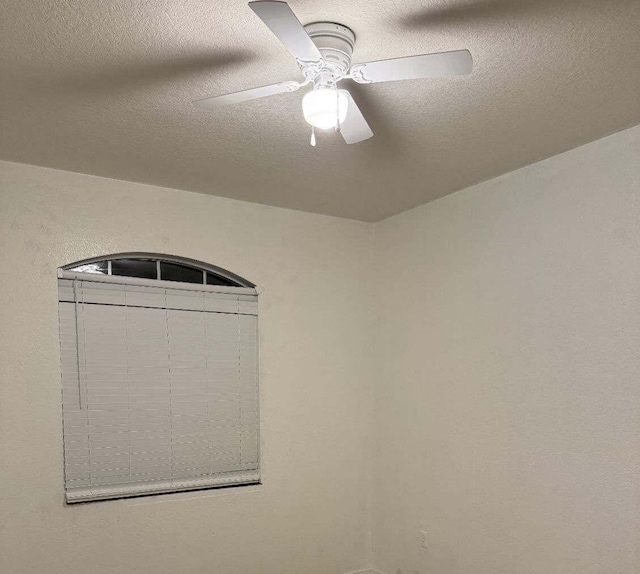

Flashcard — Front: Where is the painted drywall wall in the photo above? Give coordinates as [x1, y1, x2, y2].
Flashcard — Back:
[372, 125, 640, 574]
[2, 123, 640, 574]
[0, 160, 373, 574]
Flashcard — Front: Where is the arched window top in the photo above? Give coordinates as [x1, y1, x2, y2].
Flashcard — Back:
[62, 253, 254, 288]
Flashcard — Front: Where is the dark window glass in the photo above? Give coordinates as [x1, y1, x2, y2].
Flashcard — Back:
[206, 272, 238, 287]
[67, 257, 245, 286]
[69, 261, 108, 274]
[111, 259, 157, 279]
[160, 262, 203, 284]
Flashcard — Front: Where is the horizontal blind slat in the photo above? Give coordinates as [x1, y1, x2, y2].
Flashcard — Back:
[65, 470, 260, 502]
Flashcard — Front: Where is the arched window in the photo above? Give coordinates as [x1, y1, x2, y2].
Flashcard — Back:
[57, 254, 260, 503]
[63, 252, 254, 287]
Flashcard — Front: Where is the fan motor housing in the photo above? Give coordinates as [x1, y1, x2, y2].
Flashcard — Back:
[304, 22, 355, 76]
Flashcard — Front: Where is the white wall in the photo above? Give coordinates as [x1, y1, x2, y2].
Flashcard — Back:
[2, 124, 640, 574]
[0, 161, 373, 574]
[372, 125, 640, 574]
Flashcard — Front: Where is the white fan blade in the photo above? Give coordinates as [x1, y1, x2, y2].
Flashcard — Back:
[351, 50, 472, 83]
[194, 81, 300, 110]
[249, 1, 324, 64]
[340, 91, 373, 144]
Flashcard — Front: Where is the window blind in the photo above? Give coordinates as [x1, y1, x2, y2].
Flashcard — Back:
[57, 274, 260, 503]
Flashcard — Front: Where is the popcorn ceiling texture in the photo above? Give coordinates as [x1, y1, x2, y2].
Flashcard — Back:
[1, 0, 639, 221]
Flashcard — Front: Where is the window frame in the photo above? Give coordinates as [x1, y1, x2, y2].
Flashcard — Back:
[58, 254, 261, 503]
[62, 252, 255, 288]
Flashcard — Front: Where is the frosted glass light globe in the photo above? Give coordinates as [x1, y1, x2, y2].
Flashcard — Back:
[302, 88, 348, 130]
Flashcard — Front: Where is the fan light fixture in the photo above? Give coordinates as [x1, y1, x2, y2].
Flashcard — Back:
[193, 1, 474, 146]
[302, 88, 348, 130]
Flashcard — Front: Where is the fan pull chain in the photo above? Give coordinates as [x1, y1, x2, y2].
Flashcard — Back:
[335, 80, 341, 133]
[310, 126, 316, 147]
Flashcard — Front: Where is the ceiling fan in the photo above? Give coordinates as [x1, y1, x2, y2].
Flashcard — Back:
[194, 1, 473, 146]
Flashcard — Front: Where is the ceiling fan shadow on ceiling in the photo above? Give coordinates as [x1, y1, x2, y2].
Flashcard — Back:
[193, 1, 473, 146]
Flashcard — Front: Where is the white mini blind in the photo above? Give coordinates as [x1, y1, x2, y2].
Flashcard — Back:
[57, 274, 260, 502]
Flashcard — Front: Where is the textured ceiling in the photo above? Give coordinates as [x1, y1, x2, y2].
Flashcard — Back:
[1, 0, 639, 221]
